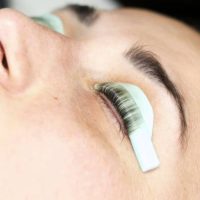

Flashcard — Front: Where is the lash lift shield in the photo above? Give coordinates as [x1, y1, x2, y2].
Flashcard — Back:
[117, 83, 160, 172]
[31, 14, 65, 34]
[95, 82, 160, 173]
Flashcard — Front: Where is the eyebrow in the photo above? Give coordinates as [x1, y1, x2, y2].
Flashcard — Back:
[66, 4, 99, 26]
[62, 5, 187, 143]
[124, 46, 187, 143]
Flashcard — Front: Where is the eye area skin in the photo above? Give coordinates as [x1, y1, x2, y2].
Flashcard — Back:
[55, 5, 200, 195]
[0, 6, 199, 200]
[55, 7, 187, 142]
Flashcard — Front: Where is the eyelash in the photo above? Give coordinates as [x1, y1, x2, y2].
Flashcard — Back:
[95, 82, 143, 136]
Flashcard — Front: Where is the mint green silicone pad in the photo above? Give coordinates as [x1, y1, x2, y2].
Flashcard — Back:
[112, 83, 160, 172]
[31, 14, 64, 34]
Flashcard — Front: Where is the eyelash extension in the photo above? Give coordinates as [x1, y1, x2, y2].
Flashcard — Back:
[95, 82, 144, 135]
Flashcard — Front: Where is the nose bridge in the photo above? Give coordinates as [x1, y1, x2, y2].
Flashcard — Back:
[0, 8, 35, 55]
[0, 9, 33, 92]
[0, 8, 78, 94]
[0, 8, 73, 55]
[0, 9, 53, 92]
[0, 9, 58, 46]
[0, 9, 29, 35]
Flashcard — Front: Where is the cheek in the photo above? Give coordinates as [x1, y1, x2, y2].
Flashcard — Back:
[0, 128, 132, 199]
[59, 134, 132, 199]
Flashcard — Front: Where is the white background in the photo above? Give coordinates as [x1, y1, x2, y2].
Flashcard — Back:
[7, 0, 120, 16]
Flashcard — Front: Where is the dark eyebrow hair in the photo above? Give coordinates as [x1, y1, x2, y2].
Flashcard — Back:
[65, 4, 99, 26]
[125, 46, 187, 144]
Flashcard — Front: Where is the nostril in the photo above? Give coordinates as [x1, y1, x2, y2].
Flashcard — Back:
[0, 42, 8, 70]
[2, 55, 8, 70]
[0, 42, 9, 90]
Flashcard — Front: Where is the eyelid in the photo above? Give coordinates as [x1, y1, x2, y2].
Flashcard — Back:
[31, 14, 65, 34]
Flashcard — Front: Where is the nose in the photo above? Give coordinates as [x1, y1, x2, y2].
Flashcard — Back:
[0, 9, 33, 92]
[0, 9, 72, 94]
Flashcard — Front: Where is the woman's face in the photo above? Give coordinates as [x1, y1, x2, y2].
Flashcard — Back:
[0, 5, 200, 199]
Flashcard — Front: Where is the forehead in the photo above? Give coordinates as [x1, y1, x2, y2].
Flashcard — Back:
[100, 10, 198, 61]
[89, 8, 200, 76]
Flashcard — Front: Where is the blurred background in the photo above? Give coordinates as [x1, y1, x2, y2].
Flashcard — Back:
[0, 0, 199, 30]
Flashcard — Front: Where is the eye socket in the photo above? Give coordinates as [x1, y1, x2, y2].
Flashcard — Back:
[95, 82, 144, 136]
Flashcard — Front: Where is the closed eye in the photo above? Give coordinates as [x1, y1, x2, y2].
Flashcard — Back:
[95, 82, 144, 138]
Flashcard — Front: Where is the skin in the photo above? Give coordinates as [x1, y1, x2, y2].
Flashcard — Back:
[0, 6, 199, 200]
